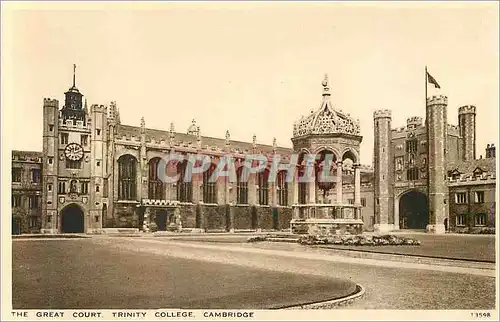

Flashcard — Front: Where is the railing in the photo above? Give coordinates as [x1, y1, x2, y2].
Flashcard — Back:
[292, 203, 361, 220]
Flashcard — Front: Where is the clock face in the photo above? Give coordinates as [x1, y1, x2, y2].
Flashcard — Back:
[64, 143, 84, 161]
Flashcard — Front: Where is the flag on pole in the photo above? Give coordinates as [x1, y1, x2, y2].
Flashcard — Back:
[426, 71, 440, 89]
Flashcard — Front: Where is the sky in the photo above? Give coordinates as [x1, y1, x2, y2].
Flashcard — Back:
[2, 2, 499, 165]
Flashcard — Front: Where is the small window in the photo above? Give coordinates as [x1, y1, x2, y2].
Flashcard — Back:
[95, 216, 99, 222]
[32, 168, 40, 183]
[49, 125, 54, 131]
[61, 133, 69, 144]
[474, 191, 485, 203]
[81, 135, 88, 146]
[47, 215, 52, 223]
[347, 199, 354, 205]
[28, 195, 39, 209]
[48, 157, 53, 165]
[81, 182, 89, 194]
[58, 181, 66, 194]
[12, 168, 22, 182]
[48, 184, 52, 192]
[456, 214, 466, 226]
[12, 195, 22, 207]
[455, 192, 467, 204]
[96, 161, 101, 167]
[475, 213, 486, 226]
[406, 139, 418, 153]
[96, 129, 101, 136]
[361, 198, 366, 207]
[96, 185, 100, 193]
[103, 179, 108, 198]
[407, 168, 419, 181]
[66, 160, 81, 169]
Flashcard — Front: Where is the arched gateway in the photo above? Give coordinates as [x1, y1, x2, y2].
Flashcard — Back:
[60, 204, 85, 233]
[398, 190, 428, 230]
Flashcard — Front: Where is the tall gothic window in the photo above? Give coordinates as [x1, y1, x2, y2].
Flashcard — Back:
[118, 155, 137, 200]
[406, 139, 418, 153]
[203, 163, 217, 204]
[148, 158, 164, 200]
[177, 160, 192, 202]
[407, 167, 419, 181]
[257, 169, 269, 205]
[236, 166, 248, 204]
[277, 170, 288, 206]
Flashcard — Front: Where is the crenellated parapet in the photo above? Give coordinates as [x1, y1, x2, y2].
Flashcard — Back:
[458, 105, 476, 115]
[59, 118, 90, 130]
[447, 173, 496, 186]
[427, 95, 448, 106]
[43, 98, 59, 108]
[90, 104, 106, 113]
[343, 182, 374, 191]
[406, 116, 423, 129]
[373, 109, 391, 119]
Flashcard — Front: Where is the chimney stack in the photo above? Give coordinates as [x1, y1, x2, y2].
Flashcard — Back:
[486, 143, 496, 158]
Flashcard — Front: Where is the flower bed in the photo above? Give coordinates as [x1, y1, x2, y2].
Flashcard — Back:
[247, 236, 268, 243]
[454, 227, 495, 234]
[298, 234, 421, 246]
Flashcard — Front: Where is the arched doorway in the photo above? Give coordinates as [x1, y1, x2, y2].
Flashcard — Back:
[61, 204, 85, 233]
[399, 191, 428, 230]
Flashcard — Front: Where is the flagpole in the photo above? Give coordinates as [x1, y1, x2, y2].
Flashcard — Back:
[425, 65, 427, 104]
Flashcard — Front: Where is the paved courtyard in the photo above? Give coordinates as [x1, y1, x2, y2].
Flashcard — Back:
[12, 233, 496, 310]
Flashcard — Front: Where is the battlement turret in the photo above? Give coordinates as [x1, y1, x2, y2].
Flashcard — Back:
[486, 143, 496, 159]
[458, 104, 476, 162]
[407, 116, 423, 129]
[426, 94, 448, 234]
[43, 98, 59, 108]
[458, 105, 476, 115]
[426, 95, 448, 106]
[373, 109, 392, 119]
[90, 104, 106, 113]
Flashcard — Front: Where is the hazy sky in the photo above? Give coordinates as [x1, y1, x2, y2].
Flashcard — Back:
[2, 2, 499, 164]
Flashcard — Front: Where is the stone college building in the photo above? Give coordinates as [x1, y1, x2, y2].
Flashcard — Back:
[11, 70, 496, 235]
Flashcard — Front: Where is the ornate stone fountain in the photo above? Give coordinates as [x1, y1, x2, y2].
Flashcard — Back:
[290, 74, 364, 236]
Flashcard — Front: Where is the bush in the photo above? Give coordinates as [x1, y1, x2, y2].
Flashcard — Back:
[454, 227, 495, 234]
[149, 222, 158, 233]
[298, 234, 421, 246]
[247, 236, 267, 243]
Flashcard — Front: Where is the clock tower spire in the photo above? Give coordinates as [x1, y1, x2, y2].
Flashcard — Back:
[61, 63, 85, 123]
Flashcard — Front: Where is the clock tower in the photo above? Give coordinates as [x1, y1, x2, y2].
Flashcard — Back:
[41, 65, 108, 234]
[61, 64, 85, 123]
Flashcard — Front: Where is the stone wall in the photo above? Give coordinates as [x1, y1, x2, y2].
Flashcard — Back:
[112, 203, 139, 228]
[276, 207, 293, 230]
[202, 204, 228, 231]
[233, 206, 253, 230]
[179, 204, 197, 228]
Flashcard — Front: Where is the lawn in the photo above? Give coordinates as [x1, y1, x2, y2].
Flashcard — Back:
[319, 233, 495, 262]
[12, 239, 356, 309]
